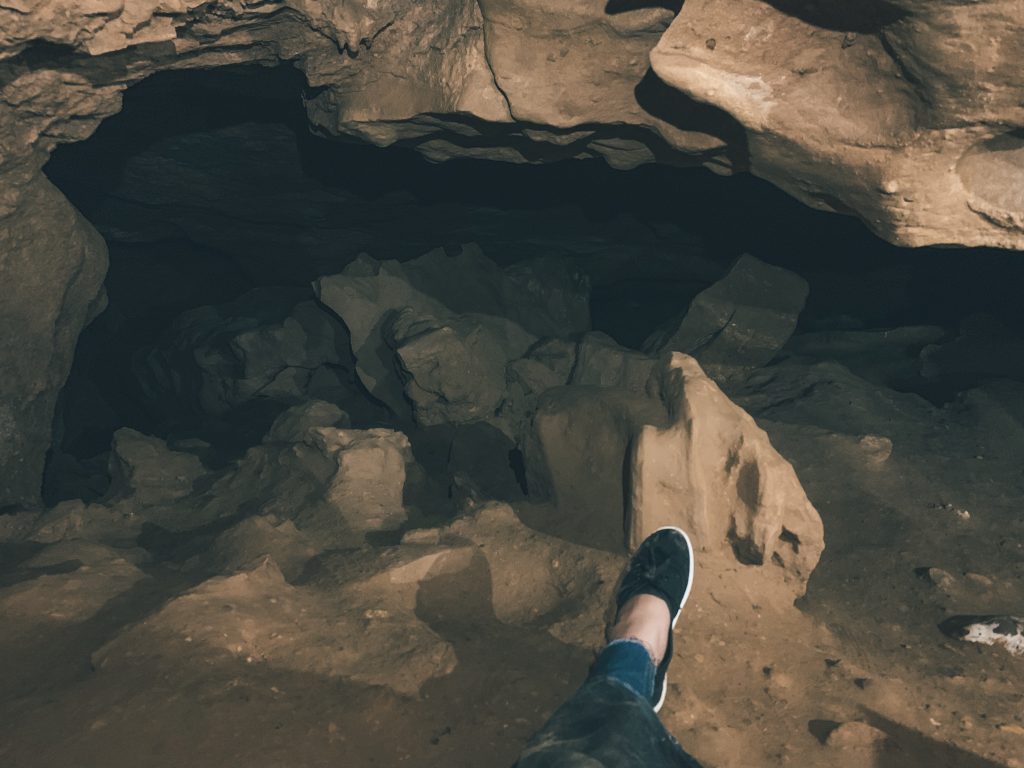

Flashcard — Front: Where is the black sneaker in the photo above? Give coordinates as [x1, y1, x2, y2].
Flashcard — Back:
[614, 526, 695, 712]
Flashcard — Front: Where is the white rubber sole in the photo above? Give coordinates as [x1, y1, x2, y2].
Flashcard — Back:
[651, 525, 695, 713]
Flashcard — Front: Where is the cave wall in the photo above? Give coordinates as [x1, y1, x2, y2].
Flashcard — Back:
[0, 174, 107, 508]
[3, 1, 1022, 247]
[0, 0, 1022, 506]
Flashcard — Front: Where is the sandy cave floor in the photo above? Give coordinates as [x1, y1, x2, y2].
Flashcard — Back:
[1, 355, 1023, 768]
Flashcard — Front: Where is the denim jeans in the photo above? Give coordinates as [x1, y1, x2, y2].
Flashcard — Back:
[514, 640, 703, 768]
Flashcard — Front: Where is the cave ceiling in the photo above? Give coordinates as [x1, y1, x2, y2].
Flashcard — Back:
[2, 0, 1023, 249]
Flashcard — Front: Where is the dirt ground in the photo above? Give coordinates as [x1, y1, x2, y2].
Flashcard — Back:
[2, 350, 1022, 768]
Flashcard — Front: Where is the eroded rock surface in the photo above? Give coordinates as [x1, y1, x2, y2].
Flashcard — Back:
[391, 310, 536, 427]
[0, 176, 107, 508]
[135, 288, 360, 424]
[316, 244, 586, 427]
[0, 541, 147, 629]
[651, 0, 1024, 249]
[629, 353, 824, 591]
[645, 254, 808, 383]
[107, 428, 206, 507]
[3, 0, 1022, 505]
[93, 555, 460, 696]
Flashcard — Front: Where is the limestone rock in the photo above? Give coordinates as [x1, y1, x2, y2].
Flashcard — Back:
[29, 499, 134, 544]
[628, 353, 824, 591]
[299, 427, 413, 538]
[824, 721, 889, 753]
[188, 515, 322, 583]
[107, 428, 206, 507]
[140, 413, 417, 547]
[0, 175, 107, 508]
[651, 0, 1024, 249]
[315, 245, 587, 418]
[0, 509, 36, 542]
[571, 332, 660, 396]
[134, 288, 356, 421]
[645, 255, 808, 383]
[858, 435, 893, 465]
[5, 0, 1021, 511]
[526, 386, 668, 551]
[4, 0, 1018, 252]
[0, 542, 146, 627]
[24, 538, 150, 569]
[263, 400, 351, 444]
[917, 567, 958, 594]
[732, 361, 935, 440]
[390, 309, 535, 427]
[501, 338, 577, 441]
[92, 555, 459, 696]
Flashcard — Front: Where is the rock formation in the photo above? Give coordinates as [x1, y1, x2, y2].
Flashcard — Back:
[0, 176, 107, 508]
[134, 288, 358, 422]
[644, 254, 808, 382]
[5, 0, 1021, 250]
[315, 245, 587, 422]
[2, 0, 1023, 504]
[629, 353, 824, 592]
[6, 202, 1024, 767]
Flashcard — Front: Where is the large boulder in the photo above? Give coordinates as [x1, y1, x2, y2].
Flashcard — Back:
[262, 400, 351, 444]
[298, 427, 413, 539]
[106, 428, 207, 507]
[629, 353, 824, 592]
[525, 386, 668, 551]
[390, 309, 536, 427]
[0, 175, 107, 508]
[188, 515, 323, 583]
[571, 332, 660, 395]
[500, 338, 578, 442]
[651, 0, 1024, 249]
[134, 288, 358, 422]
[315, 245, 588, 418]
[645, 255, 809, 383]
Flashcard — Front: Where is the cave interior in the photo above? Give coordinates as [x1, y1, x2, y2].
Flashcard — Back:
[2, 61, 1023, 768]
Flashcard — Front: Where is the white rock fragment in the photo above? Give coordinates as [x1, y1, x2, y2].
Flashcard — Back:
[940, 616, 1024, 657]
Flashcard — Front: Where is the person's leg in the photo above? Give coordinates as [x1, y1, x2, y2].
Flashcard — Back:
[514, 528, 703, 768]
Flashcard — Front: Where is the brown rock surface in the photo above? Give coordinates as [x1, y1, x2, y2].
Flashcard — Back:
[651, 0, 1024, 249]
[92, 554, 462, 696]
[525, 385, 668, 551]
[645, 254, 808, 382]
[0, 175, 107, 508]
[629, 353, 824, 591]
[3, 0, 1023, 504]
[2, 0, 1019, 245]
[106, 428, 206, 507]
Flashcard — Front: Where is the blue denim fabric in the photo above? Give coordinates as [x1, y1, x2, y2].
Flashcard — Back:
[587, 639, 655, 701]
[514, 641, 703, 768]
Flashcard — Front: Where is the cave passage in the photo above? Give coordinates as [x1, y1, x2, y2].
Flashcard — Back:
[42, 63, 1024, 507]
[5, 61, 1023, 768]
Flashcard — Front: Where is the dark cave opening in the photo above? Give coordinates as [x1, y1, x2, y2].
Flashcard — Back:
[41, 63, 1024, 507]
